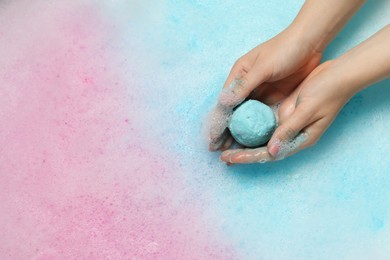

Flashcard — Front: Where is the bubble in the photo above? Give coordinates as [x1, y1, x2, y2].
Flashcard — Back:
[205, 79, 245, 149]
[258, 159, 266, 164]
[275, 131, 309, 160]
[218, 79, 245, 107]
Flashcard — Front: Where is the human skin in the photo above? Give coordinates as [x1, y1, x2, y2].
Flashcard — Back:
[209, 0, 366, 153]
[220, 24, 390, 164]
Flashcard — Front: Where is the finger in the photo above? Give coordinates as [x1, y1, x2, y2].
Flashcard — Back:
[209, 129, 230, 151]
[211, 59, 270, 151]
[220, 147, 274, 164]
[270, 101, 282, 124]
[210, 80, 247, 151]
[221, 122, 325, 164]
[275, 76, 307, 125]
[257, 85, 287, 106]
[221, 135, 234, 151]
[223, 59, 249, 89]
[267, 106, 315, 159]
[218, 64, 270, 107]
[209, 61, 252, 151]
[248, 82, 271, 100]
[297, 117, 332, 151]
[277, 96, 298, 125]
[278, 118, 330, 158]
[273, 52, 322, 93]
[247, 81, 290, 105]
[208, 105, 232, 151]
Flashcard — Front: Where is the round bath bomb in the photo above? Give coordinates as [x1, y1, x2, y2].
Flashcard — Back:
[229, 100, 276, 147]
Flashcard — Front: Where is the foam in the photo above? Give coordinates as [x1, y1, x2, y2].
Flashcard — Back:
[274, 131, 309, 160]
[207, 79, 245, 150]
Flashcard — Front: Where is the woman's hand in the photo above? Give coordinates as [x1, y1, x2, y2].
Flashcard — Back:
[220, 60, 353, 163]
[208, 27, 322, 151]
[220, 24, 390, 164]
[208, 0, 366, 152]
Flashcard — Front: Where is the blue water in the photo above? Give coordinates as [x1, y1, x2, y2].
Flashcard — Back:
[129, 0, 390, 258]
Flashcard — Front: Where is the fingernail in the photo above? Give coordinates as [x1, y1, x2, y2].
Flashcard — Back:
[268, 141, 280, 158]
[220, 151, 230, 162]
[209, 141, 222, 152]
[221, 151, 237, 164]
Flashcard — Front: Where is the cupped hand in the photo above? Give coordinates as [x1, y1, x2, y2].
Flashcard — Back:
[208, 27, 322, 152]
[220, 60, 355, 164]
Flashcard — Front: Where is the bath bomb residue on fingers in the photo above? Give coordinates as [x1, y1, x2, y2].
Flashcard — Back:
[228, 100, 276, 147]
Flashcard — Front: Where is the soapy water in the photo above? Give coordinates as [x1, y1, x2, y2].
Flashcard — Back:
[207, 79, 245, 150]
[268, 102, 309, 161]
[218, 79, 246, 107]
[222, 130, 309, 164]
[273, 131, 309, 161]
[207, 104, 232, 149]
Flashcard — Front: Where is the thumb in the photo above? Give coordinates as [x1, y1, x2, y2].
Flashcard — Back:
[218, 65, 269, 107]
[267, 107, 312, 159]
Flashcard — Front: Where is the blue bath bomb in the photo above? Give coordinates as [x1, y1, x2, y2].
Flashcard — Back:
[229, 100, 276, 147]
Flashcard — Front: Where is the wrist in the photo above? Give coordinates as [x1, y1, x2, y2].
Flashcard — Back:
[288, 0, 366, 53]
[333, 54, 388, 97]
[309, 59, 358, 101]
[284, 23, 323, 56]
[325, 58, 366, 99]
[335, 25, 390, 95]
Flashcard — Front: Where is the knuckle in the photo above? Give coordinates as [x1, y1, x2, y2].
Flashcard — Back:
[238, 77, 248, 89]
[284, 126, 298, 140]
[306, 139, 318, 148]
[236, 75, 251, 91]
[295, 105, 313, 118]
[232, 60, 241, 69]
[278, 102, 295, 121]
[233, 57, 245, 68]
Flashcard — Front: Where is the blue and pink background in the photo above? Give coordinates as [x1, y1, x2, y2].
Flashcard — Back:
[1, 0, 390, 258]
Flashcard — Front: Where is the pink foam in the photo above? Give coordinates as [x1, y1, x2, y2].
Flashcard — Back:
[0, 1, 235, 259]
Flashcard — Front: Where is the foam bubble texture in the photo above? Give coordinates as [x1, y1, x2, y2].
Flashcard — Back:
[207, 80, 245, 149]
[275, 132, 308, 160]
